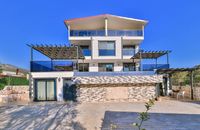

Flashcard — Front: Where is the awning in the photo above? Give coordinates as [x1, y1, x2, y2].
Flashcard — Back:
[132, 50, 171, 59]
[28, 44, 85, 60]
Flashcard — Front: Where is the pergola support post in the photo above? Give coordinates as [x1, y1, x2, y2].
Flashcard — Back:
[190, 70, 194, 100]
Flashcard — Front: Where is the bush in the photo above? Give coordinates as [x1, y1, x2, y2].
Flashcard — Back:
[0, 77, 29, 90]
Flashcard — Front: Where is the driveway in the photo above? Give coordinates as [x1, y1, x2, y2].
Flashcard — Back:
[76, 98, 200, 130]
[0, 99, 200, 130]
[0, 102, 85, 130]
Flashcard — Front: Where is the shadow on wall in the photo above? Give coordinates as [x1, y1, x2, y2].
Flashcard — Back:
[63, 84, 77, 102]
[0, 102, 86, 130]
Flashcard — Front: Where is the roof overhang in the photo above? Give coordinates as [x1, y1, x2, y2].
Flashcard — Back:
[64, 14, 148, 30]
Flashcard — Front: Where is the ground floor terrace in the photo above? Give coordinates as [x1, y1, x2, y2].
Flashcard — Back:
[0, 98, 200, 130]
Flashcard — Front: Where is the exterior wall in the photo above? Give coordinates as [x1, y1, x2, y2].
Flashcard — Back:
[30, 72, 74, 101]
[76, 84, 157, 102]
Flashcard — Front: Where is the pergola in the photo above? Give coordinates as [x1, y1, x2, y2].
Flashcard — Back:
[27, 44, 85, 60]
[157, 68, 198, 100]
[132, 50, 171, 70]
[27, 44, 85, 71]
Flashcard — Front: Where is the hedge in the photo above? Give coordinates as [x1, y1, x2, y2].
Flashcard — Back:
[0, 77, 29, 90]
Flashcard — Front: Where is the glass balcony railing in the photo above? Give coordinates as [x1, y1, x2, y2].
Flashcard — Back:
[70, 30, 143, 37]
[70, 30, 105, 36]
[31, 61, 74, 72]
[142, 64, 170, 71]
[108, 30, 143, 36]
[122, 49, 135, 56]
[82, 49, 91, 56]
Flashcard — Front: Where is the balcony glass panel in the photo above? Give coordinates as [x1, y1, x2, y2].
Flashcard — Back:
[70, 30, 143, 37]
[108, 30, 143, 36]
[142, 64, 170, 71]
[31, 61, 73, 72]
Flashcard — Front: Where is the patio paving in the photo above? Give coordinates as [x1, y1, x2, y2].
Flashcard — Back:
[102, 111, 200, 130]
[0, 102, 85, 130]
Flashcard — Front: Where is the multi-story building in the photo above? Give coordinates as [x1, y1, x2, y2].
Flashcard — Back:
[29, 14, 170, 102]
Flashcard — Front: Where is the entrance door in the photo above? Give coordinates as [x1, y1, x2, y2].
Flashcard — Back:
[35, 79, 56, 101]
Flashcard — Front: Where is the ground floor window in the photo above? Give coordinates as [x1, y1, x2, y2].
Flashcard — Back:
[78, 63, 89, 72]
[123, 63, 135, 71]
[35, 79, 56, 101]
[98, 63, 114, 72]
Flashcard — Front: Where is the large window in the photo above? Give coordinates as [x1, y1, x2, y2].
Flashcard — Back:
[99, 63, 114, 72]
[123, 63, 135, 71]
[98, 41, 115, 56]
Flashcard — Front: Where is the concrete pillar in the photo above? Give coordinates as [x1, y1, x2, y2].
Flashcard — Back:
[56, 77, 64, 101]
[105, 18, 108, 36]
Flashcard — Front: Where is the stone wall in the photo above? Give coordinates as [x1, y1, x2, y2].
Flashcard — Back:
[76, 83, 157, 102]
[0, 85, 29, 103]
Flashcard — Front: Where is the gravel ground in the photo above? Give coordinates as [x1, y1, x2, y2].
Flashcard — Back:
[0, 102, 85, 130]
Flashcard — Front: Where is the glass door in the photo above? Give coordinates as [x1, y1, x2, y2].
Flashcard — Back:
[36, 80, 46, 101]
[46, 80, 56, 100]
[35, 79, 56, 101]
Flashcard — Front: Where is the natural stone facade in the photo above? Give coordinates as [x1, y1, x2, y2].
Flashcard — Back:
[76, 83, 157, 102]
[0, 85, 29, 103]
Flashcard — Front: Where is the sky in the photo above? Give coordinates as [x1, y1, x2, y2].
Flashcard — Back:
[0, 0, 200, 70]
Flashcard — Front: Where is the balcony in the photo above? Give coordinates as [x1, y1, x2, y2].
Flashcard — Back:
[122, 49, 135, 56]
[142, 64, 170, 71]
[31, 61, 74, 72]
[70, 30, 143, 37]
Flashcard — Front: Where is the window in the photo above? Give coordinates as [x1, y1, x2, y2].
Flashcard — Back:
[123, 63, 135, 71]
[78, 63, 89, 72]
[98, 41, 115, 56]
[99, 63, 114, 72]
[122, 45, 135, 56]
[80, 46, 91, 56]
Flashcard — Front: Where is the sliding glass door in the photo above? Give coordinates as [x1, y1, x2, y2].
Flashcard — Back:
[35, 79, 56, 101]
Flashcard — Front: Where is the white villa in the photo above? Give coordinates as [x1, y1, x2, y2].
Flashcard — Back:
[29, 14, 170, 102]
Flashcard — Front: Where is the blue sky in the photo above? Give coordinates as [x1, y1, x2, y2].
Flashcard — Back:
[0, 0, 200, 69]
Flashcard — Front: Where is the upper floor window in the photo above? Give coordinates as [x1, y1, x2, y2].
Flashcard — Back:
[98, 41, 115, 56]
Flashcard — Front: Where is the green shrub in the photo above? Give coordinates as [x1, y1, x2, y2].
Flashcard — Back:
[0, 77, 29, 90]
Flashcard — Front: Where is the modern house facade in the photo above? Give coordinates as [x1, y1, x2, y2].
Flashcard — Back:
[29, 14, 170, 102]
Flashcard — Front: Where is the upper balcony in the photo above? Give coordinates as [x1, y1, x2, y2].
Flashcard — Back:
[70, 30, 143, 37]
[65, 14, 147, 40]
